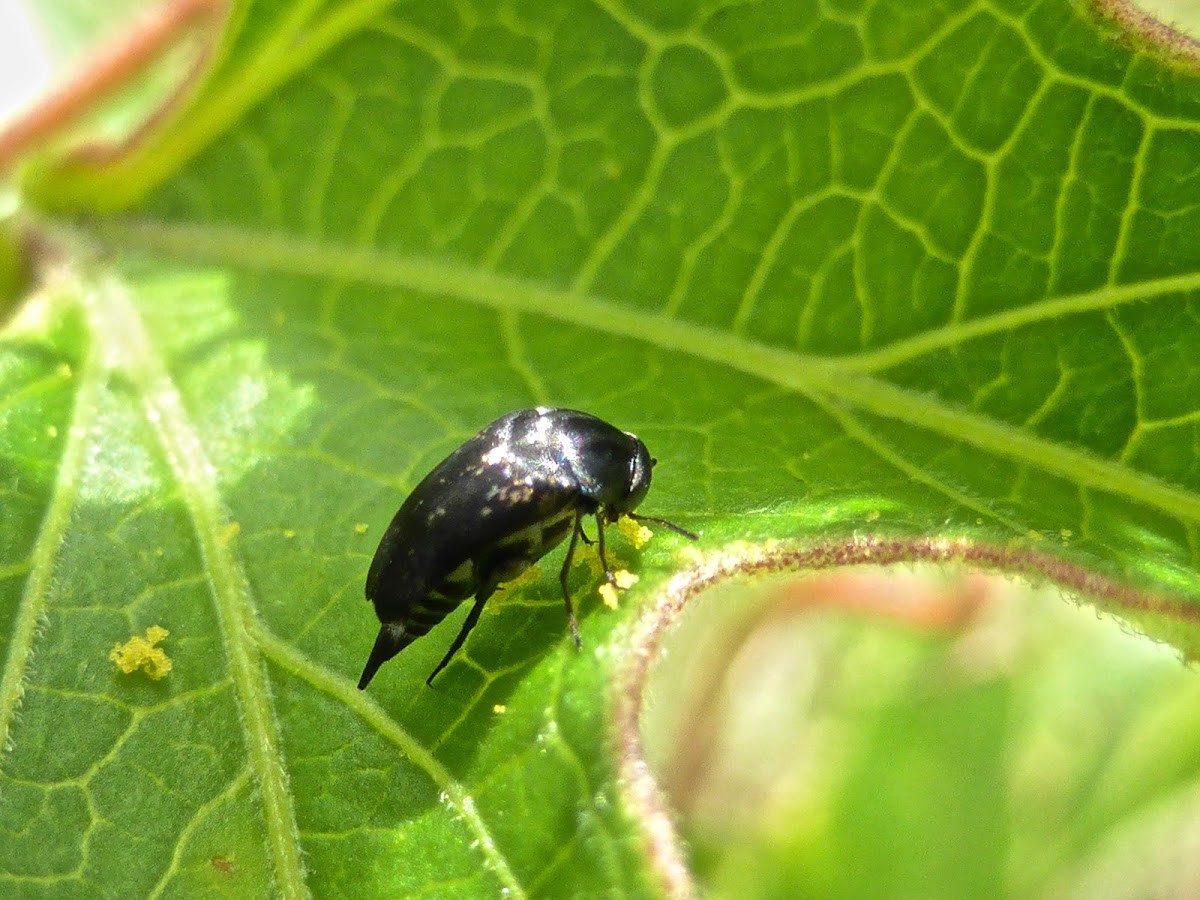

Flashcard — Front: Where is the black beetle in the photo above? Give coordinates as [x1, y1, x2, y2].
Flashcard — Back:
[358, 407, 697, 689]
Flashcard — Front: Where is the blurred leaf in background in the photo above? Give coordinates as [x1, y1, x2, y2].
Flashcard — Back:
[645, 570, 1200, 898]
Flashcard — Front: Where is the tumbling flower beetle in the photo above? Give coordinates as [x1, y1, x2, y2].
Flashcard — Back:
[358, 408, 698, 689]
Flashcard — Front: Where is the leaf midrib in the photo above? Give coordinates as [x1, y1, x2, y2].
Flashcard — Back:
[96, 219, 1200, 529]
[86, 275, 310, 900]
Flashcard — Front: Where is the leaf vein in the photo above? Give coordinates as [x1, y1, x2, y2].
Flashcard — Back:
[97, 221, 1200, 528]
[0, 290, 98, 755]
[252, 627, 528, 898]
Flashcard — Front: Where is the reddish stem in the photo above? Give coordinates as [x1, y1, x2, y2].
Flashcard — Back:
[0, 0, 223, 172]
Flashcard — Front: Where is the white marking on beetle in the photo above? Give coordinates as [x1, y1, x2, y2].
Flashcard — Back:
[483, 444, 509, 466]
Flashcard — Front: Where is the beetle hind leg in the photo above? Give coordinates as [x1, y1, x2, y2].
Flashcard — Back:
[426, 584, 496, 687]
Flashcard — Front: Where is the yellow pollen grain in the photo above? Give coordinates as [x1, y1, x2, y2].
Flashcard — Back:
[599, 583, 620, 609]
[110, 626, 173, 680]
[618, 516, 653, 548]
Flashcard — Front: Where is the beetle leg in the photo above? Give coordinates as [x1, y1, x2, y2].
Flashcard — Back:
[558, 510, 584, 648]
[426, 585, 495, 687]
[594, 512, 615, 585]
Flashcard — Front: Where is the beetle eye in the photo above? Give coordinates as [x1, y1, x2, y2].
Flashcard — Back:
[650, 458, 658, 468]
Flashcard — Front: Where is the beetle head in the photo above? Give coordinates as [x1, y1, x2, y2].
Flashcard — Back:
[606, 434, 652, 518]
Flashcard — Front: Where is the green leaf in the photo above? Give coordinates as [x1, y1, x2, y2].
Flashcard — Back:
[647, 573, 1200, 898]
[7, 0, 1200, 896]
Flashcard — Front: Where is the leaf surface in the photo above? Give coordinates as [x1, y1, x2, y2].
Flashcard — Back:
[6, 0, 1200, 896]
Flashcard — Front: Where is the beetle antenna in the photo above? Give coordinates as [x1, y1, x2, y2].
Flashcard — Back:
[627, 512, 698, 541]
